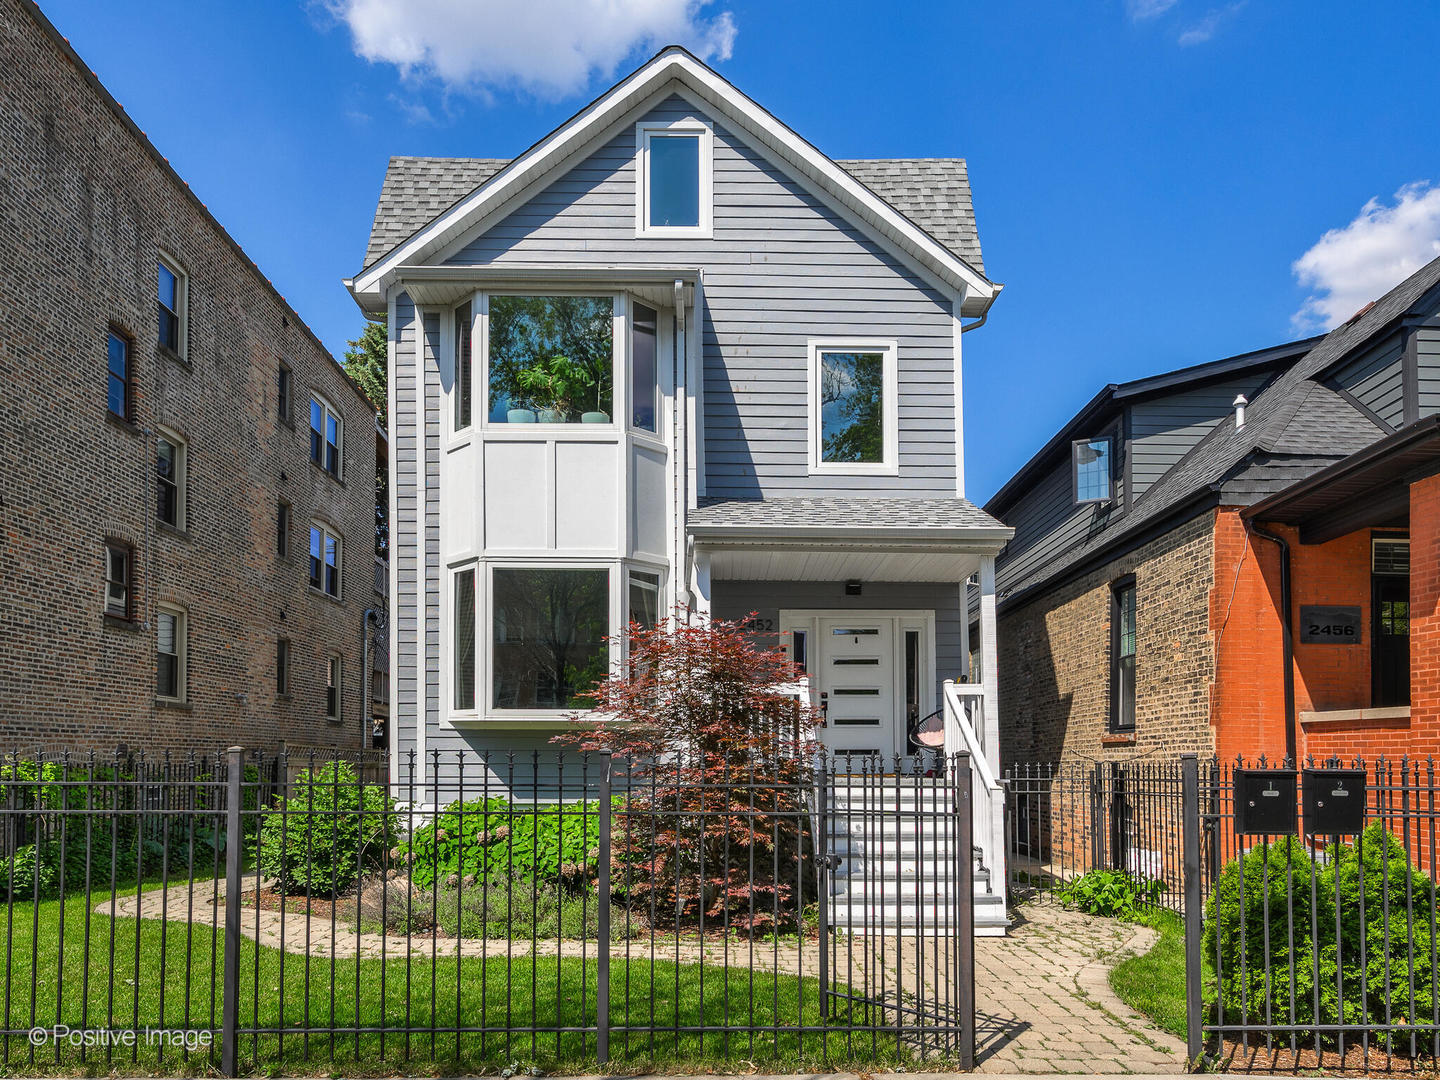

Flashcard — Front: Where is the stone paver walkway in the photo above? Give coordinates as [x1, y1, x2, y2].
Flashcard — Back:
[974, 903, 1186, 1074]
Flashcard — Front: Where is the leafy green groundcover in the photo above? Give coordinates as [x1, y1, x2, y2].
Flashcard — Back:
[0, 887, 911, 1075]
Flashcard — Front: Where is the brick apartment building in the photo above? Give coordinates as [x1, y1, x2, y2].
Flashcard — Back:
[985, 255, 1440, 770]
[0, 0, 380, 753]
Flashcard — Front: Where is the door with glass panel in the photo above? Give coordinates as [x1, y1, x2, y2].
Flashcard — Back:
[817, 619, 896, 760]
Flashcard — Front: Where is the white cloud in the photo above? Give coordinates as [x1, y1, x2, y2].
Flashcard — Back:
[1177, 1, 1243, 45]
[1292, 183, 1440, 333]
[325, 0, 737, 101]
[1126, 0, 1179, 20]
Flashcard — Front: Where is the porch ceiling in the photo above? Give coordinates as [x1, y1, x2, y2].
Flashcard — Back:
[704, 542, 984, 583]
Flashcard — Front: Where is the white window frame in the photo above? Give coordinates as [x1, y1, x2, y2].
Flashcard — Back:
[448, 562, 479, 718]
[156, 426, 188, 531]
[156, 603, 188, 703]
[634, 119, 713, 239]
[309, 521, 343, 599]
[483, 560, 620, 719]
[449, 297, 476, 440]
[325, 653, 343, 723]
[157, 254, 188, 359]
[310, 394, 344, 478]
[104, 541, 132, 618]
[806, 339, 900, 477]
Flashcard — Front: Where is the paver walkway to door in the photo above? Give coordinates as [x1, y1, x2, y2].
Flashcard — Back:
[974, 903, 1186, 1074]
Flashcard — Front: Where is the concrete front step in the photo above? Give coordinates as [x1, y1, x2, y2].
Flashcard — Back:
[829, 894, 1008, 933]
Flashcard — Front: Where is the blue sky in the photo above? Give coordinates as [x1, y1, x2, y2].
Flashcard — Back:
[40, 0, 1440, 502]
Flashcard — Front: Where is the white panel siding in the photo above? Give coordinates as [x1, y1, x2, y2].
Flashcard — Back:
[483, 442, 549, 549]
[447, 96, 958, 497]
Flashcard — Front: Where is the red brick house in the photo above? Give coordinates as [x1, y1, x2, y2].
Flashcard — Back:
[986, 255, 1440, 768]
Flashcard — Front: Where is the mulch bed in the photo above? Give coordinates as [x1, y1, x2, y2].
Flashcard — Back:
[1218, 1034, 1440, 1075]
[239, 885, 363, 926]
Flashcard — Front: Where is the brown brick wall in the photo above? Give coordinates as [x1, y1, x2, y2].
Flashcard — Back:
[0, 0, 376, 753]
[997, 509, 1218, 765]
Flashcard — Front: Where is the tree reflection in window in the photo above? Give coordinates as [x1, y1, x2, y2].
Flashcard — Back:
[488, 296, 613, 423]
[492, 568, 610, 709]
[819, 350, 884, 463]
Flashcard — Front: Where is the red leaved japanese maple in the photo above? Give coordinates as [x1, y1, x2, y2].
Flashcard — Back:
[552, 612, 818, 934]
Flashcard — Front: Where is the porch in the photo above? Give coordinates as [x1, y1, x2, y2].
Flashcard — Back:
[687, 496, 1014, 934]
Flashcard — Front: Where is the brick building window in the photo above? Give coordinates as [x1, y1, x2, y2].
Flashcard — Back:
[1110, 577, 1136, 730]
[325, 655, 342, 722]
[104, 542, 132, 618]
[156, 604, 187, 701]
[107, 329, 132, 419]
[156, 429, 187, 529]
[310, 523, 341, 598]
[310, 395, 342, 478]
[278, 363, 293, 424]
[277, 638, 291, 696]
[277, 500, 292, 557]
[157, 258, 187, 357]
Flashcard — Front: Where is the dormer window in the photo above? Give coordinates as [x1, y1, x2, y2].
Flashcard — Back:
[1073, 436, 1114, 504]
[636, 120, 712, 237]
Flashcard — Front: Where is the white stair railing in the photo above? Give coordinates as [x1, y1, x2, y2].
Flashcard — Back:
[942, 680, 1005, 895]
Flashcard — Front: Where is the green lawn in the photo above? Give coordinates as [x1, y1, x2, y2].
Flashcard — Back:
[1108, 907, 1217, 1045]
[0, 883, 913, 1076]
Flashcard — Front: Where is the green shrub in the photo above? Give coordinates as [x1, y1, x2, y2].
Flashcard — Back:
[1205, 824, 1434, 1046]
[404, 797, 609, 891]
[1056, 868, 1165, 919]
[257, 762, 397, 896]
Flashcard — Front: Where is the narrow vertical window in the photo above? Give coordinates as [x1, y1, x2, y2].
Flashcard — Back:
[326, 655, 342, 722]
[790, 629, 808, 673]
[277, 638, 291, 695]
[627, 569, 661, 630]
[1110, 579, 1136, 730]
[156, 605, 186, 701]
[278, 363, 293, 423]
[107, 330, 131, 419]
[310, 396, 343, 477]
[157, 259, 185, 356]
[104, 542, 131, 618]
[454, 302, 472, 431]
[156, 430, 185, 529]
[310, 523, 341, 598]
[1073, 437, 1114, 504]
[631, 303, 658, 432]
[453, 568, 476, 710]
[277, 500, 291, 557]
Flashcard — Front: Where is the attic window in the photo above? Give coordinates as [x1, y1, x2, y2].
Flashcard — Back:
[1073, 436, 1114, 504]
[636, 120, 712, 237]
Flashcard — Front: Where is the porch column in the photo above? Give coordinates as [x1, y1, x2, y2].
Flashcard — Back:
[690, 546, 712, 620]
[959, 578, 972, 681]
[978, 554, 1001, 767]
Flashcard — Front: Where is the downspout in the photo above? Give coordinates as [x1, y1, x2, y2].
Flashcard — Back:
[673, 278, 689, 617]
[362, 607, 379, 751]
[1247, 523, 1296, 762]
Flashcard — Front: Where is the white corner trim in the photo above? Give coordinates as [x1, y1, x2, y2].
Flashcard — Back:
[952, 293, 966, 498]
[806, 339, 900, 477]
[634, 118, 713, 238]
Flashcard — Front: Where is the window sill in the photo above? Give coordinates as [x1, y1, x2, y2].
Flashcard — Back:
[308, 585, 345, 606]
[1101, 732, 1137, 747]
[157, 343, 192, 371]
[310, 459, 345, 487]
[105, 412, 142, 437]
[1299, 706, 1410, 726]
[102, 613, 141, 632]
[155, 698, 192, 712]
[157, 520, 191, 542]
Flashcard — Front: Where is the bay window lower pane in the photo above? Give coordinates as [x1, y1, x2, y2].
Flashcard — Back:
[628, 570, 660, 630]
[492, 568, 609, 710]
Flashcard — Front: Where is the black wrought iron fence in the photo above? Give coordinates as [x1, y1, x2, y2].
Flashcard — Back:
[1182, 754, 1440, 1073]
[0, 747, 976, 1076]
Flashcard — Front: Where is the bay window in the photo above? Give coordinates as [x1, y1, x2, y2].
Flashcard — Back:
[453, 566, 477, 711]
[486, 295, 614, 424]
[491, 567, 610, 711]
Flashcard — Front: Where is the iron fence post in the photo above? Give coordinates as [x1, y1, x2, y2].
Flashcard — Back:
[1181, 753, 1204, 1069]
[1090, 762, 1104, 870]
[955, 752, 976, 1070]
[596, 752, 611, 1066]
[814, 764, 830, 1015]
[221, 746, 244, 1078]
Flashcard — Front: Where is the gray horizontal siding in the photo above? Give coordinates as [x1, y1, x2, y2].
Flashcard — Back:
[1416, 327, 1440, 417]
[995, 454, 1119, 597]
[1330, 333, 1404, 428]
[1128, 376, 1270, 499]
[448, 95, 957, 498]
[392, 294, 419, 761]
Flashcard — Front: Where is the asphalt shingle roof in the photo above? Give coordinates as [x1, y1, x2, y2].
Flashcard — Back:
[362, 156, 984, 273]
[993, 254, 1440, 608]
[690, 497, 1007, 532]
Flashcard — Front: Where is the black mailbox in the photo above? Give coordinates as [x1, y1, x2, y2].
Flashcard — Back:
[1234, 769, 1298, 835]
[1303, 769, 1367, 835]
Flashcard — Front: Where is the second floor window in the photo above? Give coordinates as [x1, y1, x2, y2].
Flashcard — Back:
[157, 258, 186, 356]
[310, 396, 342, 477]
[454, 302, 473, 431]
[631, 303, 658, 432]
[310, 523, 341, 598]
[277, 500, 292, 558]
[1073, 436, 1114, 504]
[156, 430, 186, 529]
[104, 541, 132, 618]
[156, 604, 187, 701]
[106, 329, 132, 419]
[278, 363, 293, 423]
[1111, 579, 1136, 731]
[488, 295, 613, 424]
[809, 341, 898, 474]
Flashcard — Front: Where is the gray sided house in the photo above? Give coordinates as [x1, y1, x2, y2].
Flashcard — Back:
[348, 47, 1013, 931]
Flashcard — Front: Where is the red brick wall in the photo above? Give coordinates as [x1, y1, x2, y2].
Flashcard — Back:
[1408, 473, 1440, 757]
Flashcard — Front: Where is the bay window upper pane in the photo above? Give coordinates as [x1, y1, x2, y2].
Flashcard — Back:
[492, 567, 609, 710]
[648, 134, 700, 228]
[819, 350, 885, 464]
[631, 303, 658, 432]
[488, 295, 613, 424]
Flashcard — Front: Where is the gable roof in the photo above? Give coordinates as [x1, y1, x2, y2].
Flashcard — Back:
[988, 255, 1440, 610]
[363, 154, 985, 274]
[348, 47, 998, 314]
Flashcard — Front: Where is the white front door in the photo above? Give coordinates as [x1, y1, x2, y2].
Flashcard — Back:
[817, 618, 896, 759]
